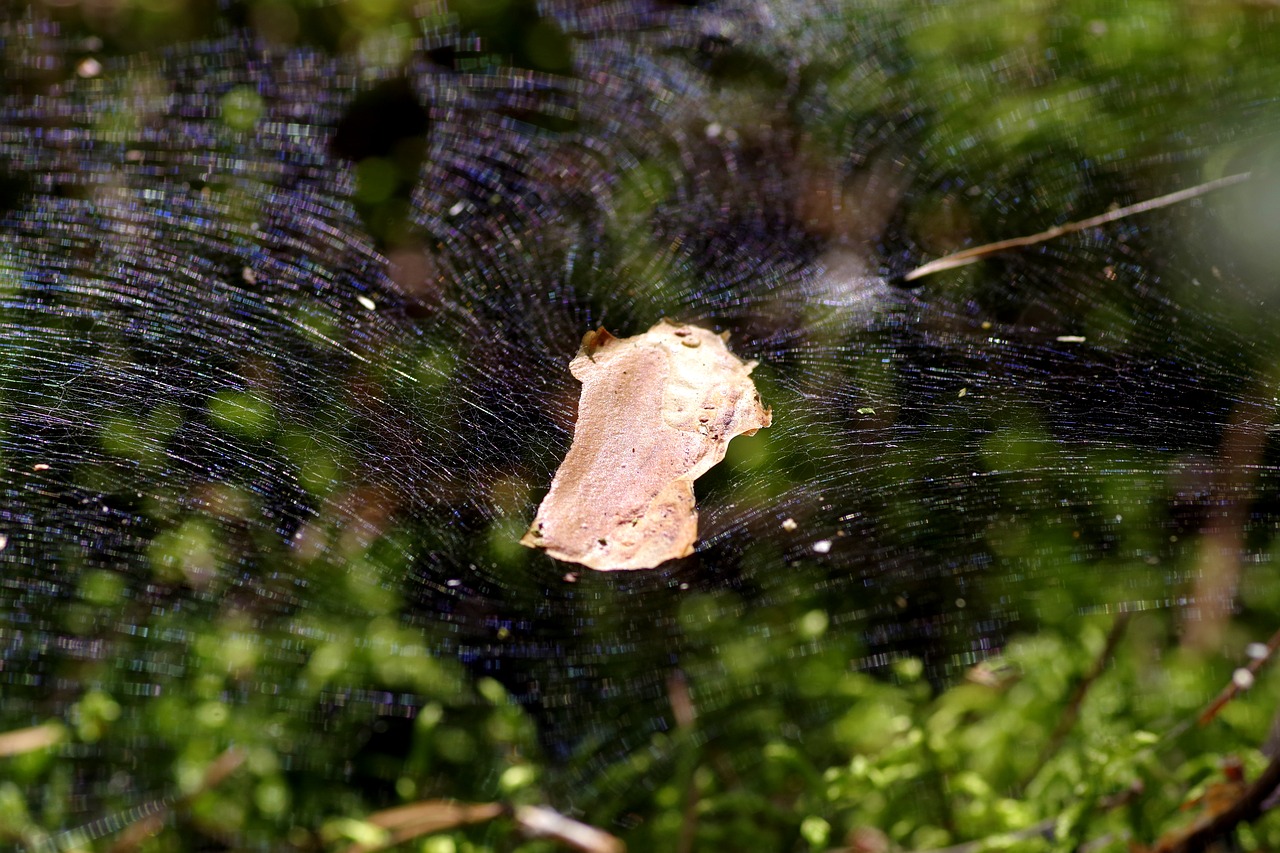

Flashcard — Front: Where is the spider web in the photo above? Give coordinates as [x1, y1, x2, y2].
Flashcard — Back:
[4, 0, 1280, 836]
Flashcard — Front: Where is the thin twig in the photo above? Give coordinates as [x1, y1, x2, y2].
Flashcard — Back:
[1017, 613, 1132, 794]
[1198, 625, 1280, 726]
[902, 172, 1251, 282]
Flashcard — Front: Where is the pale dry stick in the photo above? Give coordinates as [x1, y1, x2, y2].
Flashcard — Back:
[340, 801, 506, 853]
[0, 722, 66, 757]
[515, 806, 626, 853]
[902, 172, 1252, 282]
[339, 800, 625, 853]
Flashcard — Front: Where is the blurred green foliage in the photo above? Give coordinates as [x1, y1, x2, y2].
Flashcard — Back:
[8, 564, 1280, 850]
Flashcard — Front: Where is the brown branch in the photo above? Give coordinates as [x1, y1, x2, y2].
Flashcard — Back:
[1154, 753, 1280, 853]
[902, 172, 1251, 282]
[1182, 384, 1274, 653]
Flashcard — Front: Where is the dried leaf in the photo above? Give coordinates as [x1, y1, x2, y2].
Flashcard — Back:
[522, 320, 771, 571]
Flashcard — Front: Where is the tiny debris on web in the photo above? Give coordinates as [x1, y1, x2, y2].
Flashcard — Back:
[522, 319, 772, 571]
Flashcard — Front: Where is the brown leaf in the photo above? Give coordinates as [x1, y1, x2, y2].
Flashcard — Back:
[523, 319, 771, 571]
